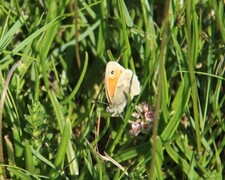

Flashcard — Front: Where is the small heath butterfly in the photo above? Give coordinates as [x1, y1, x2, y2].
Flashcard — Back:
[105, 61, 141, 114]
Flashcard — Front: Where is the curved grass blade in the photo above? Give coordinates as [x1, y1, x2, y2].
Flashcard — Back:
[61, 52, 89, 104]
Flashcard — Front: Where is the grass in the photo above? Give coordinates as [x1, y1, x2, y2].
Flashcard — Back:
[0, 0, 225, 179]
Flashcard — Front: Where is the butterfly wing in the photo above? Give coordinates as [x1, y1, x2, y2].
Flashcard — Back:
[105, 62, 124, 109]
[116, 69, 141, 98]
[107, 69, 141, 113]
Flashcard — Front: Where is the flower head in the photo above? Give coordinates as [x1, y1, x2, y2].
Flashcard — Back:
[129, 102, 154, 136]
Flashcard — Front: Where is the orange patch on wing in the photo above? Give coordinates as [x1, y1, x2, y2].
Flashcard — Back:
[106, 70, 122, 103]
[107, 77, 119, 98]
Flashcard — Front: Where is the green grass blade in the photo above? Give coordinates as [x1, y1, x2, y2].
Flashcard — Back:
[186, 0, 202, 159]
[66, 142, 79, 176]
[61, 52, 89, 104]
[48, 90, 65, 133]
[0, 15, 28, 49]
[161, 75, 191, 141]
[165, 143, 199, 178]
[49, 119, 71, 178]
[1, 16, 60, 63]
[24, 140, 35, 174]
[117, 0, 133, 69]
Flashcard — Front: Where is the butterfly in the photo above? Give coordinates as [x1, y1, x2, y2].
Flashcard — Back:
[105, 61, 141, 114]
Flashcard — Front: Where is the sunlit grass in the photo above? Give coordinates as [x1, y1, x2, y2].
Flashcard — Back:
[0, 0, 224, 179]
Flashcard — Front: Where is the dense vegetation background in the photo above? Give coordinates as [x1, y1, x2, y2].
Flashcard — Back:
[0, 0, 224, 179]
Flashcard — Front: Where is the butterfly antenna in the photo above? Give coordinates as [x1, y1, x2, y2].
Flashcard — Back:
[116, 48, 127, 62]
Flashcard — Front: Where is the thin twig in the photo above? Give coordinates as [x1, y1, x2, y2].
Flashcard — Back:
[85, 139, 128, 176]
[0, 61, 21, 179]
[149, 0, 170, 179]
[74, 0, 81, 70]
